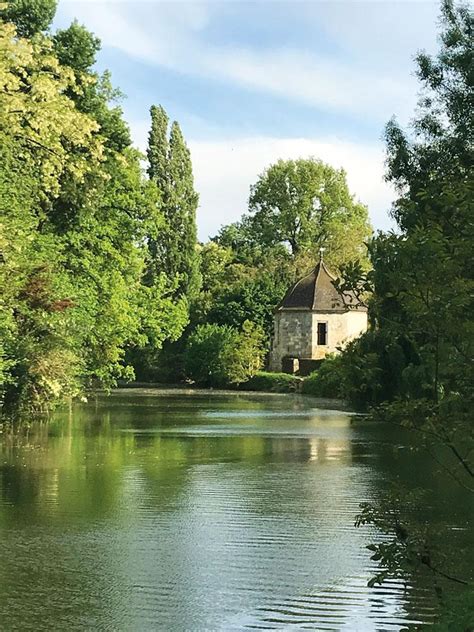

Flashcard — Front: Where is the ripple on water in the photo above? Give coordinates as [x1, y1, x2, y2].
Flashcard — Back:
[0, 392, 463, 631]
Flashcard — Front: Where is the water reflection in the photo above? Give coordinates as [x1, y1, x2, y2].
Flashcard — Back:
[0, 390, 469, 630]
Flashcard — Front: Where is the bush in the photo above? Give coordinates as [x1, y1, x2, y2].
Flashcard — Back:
[185, 320, 264, 387]
[302, 354, 345, 399]
[241, 371, 301, 393]
[127, 338, 187, 384]
[330, 330, 430, 410]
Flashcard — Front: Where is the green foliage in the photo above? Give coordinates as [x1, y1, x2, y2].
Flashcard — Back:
[242, 371, 301, 393]
[147, 105, 169, 193]
[333, 329, 432, 410]
[192, 240, 291, 342]
[168, 121, 201, 299]
[248, 158, 372, 268]
[340, 0, 474, 607]
[302, 356, 345, 399]
[1, 0, 57, 37]
[185, 321, 264, 388]
[1, 18, 100, 414]
[0, 17, 186, 416]
[53, 21, 130, 154]
[146, 105, 201, 301]
[384, 0, 472, 233]
[355, 488, 471, 591]
[132, 106, 201, 381]
[336, 2, 473, 414]
[53, 20, 100, 72]
[190, 158, 373, 351]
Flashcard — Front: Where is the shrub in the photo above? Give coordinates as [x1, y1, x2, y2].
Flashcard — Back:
[302, 354, 345, 399]
[298, 330, 429, 409]
[332, 330, 430, 410]
[185, 320, 264, 387]
[241, 371, 301, 393]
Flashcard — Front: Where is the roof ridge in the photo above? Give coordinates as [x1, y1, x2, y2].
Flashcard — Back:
[320, 260, 336, 280]
[311, 261, 321, 310]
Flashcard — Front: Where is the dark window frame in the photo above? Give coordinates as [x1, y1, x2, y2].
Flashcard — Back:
[317, 321, 328, 346]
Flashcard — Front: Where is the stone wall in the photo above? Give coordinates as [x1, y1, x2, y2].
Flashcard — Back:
[310, 311, 368, 359]
[342, 310, 368, 342]
[269, 310, 312, 371]
[269, 309, 368, 372]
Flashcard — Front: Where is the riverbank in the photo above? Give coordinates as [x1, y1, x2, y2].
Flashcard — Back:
[115, 381, 353, 411]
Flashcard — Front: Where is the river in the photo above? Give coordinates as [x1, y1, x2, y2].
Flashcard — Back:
[0, 389, 471, 631]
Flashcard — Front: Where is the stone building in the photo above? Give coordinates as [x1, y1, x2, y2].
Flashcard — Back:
[269, 255, 368, 374]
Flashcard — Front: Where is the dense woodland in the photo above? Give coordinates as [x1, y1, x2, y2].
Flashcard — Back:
[0, 0, 373, 412]
[0, 0, 473, 625]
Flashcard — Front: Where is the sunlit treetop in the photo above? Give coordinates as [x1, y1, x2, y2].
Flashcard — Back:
[0, 0, 57, 38]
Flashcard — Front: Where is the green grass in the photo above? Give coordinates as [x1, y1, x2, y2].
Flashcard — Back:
[240, 371, 301, 393]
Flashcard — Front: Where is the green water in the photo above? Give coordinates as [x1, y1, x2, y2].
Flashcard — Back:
[0, 389, 472, 631]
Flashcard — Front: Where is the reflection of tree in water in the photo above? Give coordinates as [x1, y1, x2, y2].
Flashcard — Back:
[0, 392, 470, 630]
[0, 398, 355, 526]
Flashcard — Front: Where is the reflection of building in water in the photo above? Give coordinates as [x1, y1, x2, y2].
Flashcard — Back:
[261, 415, 353, 464]
[269, 251, 368, 374]
[308, 437, 351, 463]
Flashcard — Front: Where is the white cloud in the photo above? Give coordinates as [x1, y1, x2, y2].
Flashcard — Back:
[56, 1, 431, 123]
[189, 136, 396, 240]
[203, 46, 416, 121]
[57, 1, 425, 239]
[130, 120, 395, 239]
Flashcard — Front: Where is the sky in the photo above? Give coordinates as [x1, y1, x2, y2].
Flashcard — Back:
[54, 1, 441, 240]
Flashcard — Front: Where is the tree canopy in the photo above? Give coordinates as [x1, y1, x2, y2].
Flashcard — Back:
[146, 105, 201, 302]
[0, 0, 381, 409]
[1, 0, 57, 38]
[332, 0, 474, 603]
[0, 12, 186, 415]
[247, 158, 372, 268]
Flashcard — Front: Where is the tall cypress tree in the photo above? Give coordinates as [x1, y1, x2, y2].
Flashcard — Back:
[168, 121, 200, 300]
[147, 105, 200, 302]
[147, 105, 169, 193]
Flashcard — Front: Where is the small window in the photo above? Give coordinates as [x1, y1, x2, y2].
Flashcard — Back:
[317, 322, 328, 346]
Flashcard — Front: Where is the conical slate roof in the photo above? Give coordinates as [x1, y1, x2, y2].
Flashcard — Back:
[277, 260, 366, 312]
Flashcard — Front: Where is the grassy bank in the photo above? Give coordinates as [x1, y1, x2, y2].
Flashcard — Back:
[239, 371, 302, 393]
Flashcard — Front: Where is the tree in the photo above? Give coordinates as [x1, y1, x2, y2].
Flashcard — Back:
[384, 0, 472, 233]
[0, 17, 186, 416]
[362, 0, 473, 416]
[147, 105, 169, 195]
[1, 0, 57, 38]
[53, 22, 130, 154]
[203, 166, 371, 345]
[0, 18, 102, 413]
[337, 0, 474, 608]
[53, 20, 100, 72]
[167, 121, 201, 299]
[248, 158, 372, 269]
[185, 321, 264, 388]
[191, 241, 291, 342]
[146, 106, 201, 301]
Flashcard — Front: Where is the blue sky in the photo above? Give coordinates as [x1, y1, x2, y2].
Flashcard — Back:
[54, 1, 440, 239]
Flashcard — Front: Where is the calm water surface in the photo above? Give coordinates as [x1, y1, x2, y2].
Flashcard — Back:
[0, 390, 472, 631]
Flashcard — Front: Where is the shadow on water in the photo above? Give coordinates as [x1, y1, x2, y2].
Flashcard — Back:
[0, 389, 471, 630]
